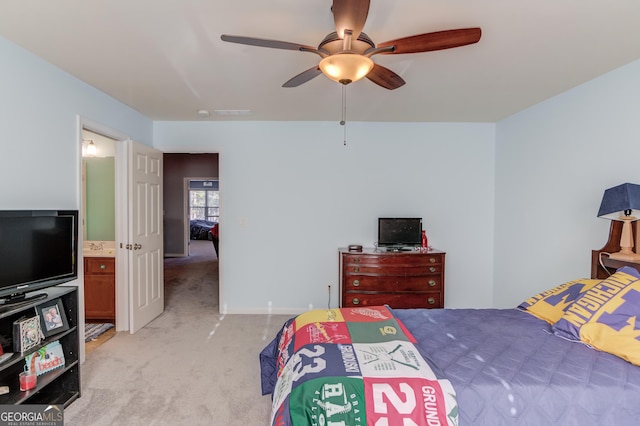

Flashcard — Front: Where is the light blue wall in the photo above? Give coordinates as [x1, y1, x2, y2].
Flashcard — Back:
[155, 121, 496, 313]
[6, 30, 638, 314]
[494, 59, 640, 307]
[0, 35, 153, 210]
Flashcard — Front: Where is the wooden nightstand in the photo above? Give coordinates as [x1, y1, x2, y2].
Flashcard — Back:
[339, 248, 445, 309]
[591, 220, 640, 278]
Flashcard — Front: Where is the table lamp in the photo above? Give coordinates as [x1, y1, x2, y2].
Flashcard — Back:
[597, 182, 640, 261]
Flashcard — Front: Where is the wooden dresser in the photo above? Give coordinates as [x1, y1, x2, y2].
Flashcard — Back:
[84, 257, 116, 321]
[339, 248, 445, 309]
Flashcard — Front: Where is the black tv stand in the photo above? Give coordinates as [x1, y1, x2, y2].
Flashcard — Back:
[0, 286, 80, 407]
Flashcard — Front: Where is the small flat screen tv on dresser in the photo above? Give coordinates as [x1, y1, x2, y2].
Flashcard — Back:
[378, 217, 422, 251]
[0, 210, 78, 305]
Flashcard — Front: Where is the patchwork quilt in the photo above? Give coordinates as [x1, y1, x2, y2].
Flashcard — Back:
[260, 306, 458, 426]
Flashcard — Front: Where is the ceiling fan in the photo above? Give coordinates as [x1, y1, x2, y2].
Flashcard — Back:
[221, 0, 481, 90]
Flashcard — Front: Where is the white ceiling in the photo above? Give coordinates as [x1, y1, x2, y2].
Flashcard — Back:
[1, 1, 640, 122]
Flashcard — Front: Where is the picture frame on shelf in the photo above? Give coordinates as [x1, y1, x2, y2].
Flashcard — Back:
[35, 298, 69, 338]
[24, 340, 66, 376]
[13, 316, 42, 354]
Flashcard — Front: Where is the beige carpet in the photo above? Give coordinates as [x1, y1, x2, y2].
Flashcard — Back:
[64, 240, 291, 425]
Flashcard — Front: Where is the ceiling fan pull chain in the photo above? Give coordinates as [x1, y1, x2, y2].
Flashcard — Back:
[343, 123, 347, 146]
[341, 84, 347, 146]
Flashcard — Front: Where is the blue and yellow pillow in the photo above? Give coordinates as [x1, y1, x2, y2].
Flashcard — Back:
[617, 265, 640, 279]
[551, 268, 640, 366]
[518, 278, 601, 324]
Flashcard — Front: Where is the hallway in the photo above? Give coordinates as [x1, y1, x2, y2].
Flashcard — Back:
[164, 239, 219, 309]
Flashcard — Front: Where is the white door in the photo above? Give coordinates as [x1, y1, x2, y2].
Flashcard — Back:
[128, 141, 164, 333]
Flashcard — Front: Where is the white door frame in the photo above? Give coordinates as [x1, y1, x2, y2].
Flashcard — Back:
[77, 117, 131, 341]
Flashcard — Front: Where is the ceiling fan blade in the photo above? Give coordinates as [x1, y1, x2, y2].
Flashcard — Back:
[221, 35, 318, 53]
[366, 64, 406, 90]
[377, 28, 481, 55]
[332, 0, 370, 40]
[282, 67, 323, 88]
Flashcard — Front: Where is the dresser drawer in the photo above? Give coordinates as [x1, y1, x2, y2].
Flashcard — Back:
[84, 257, 115, 274]
[343, 264, 442, 275]
[342, 292, 442, 309]
[343, 253, 443, 267]
[344, 275, 442, 292]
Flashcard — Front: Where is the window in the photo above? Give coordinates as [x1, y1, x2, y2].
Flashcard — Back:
[189, 180, 219, 222]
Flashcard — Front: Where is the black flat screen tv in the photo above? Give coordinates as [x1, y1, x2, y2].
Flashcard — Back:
[0, 210, 78, 305]
[378, 218, 422, 249]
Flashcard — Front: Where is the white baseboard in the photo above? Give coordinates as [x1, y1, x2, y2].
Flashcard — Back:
[164, 252, 186, 258]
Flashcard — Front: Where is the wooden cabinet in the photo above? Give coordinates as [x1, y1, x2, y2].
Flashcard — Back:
[0, 286, 80, 406]
[340, 248, 446, 309]
[84, 257, 115, 321]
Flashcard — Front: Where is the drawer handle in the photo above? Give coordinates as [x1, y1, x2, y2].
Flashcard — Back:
[353, 267, 360, 273]
[428, 280, 436, 287]
[428, 297, 436, 305]
[429, 257, 436, 263]
[353, 258, 361, 263]
[352, 298, 360, 305]
[353, 280, 360, 287]
[430, 267, 436, 273]
[100, 264, 106, 269]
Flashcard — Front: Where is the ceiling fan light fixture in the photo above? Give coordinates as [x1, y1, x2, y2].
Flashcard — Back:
[319, 53, 374, 84]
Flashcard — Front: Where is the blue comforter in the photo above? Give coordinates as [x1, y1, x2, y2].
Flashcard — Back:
[392, 308, 640, 425]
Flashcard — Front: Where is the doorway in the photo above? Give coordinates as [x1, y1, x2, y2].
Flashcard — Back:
[80, 127, 121, 359]
[78, 121, 165, 360]
[185, 178, 219, 257]
[163, 154, 220, 318]
[163, 153, 219, 258]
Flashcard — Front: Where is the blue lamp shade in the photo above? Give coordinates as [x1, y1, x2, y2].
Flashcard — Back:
[597, 183, 640, 220]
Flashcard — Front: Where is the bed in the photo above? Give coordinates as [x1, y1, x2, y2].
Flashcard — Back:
[210, 223, 219, 257]
[189, 219, 217, 240]
[260, 267, 640, 425]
